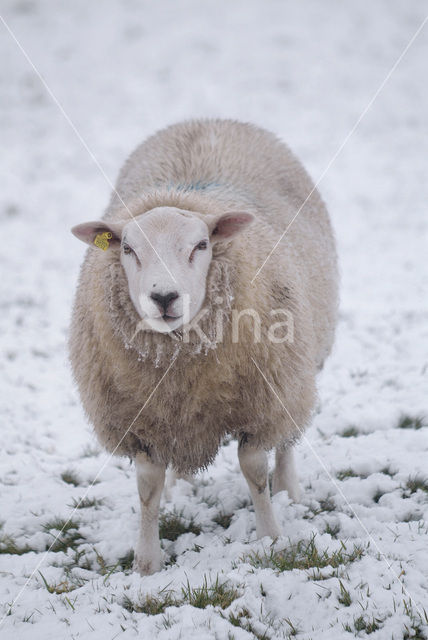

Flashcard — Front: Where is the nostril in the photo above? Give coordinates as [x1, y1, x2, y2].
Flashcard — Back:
[165, 291, 179, 305]
[150, 291, 179, 312]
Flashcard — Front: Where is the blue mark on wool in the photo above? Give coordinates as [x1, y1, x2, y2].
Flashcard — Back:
[164, 180, 223, 192]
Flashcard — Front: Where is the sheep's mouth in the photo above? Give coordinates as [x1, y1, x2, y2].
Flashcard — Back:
[162, 314, 182, 322]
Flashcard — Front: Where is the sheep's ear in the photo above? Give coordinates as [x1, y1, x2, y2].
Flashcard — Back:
[71, 220, 124, 249]
[210, 212, 255, 243]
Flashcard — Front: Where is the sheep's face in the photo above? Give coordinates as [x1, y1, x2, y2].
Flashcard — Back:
[120, 208, 212, 333]
[71, 206, 254, 334]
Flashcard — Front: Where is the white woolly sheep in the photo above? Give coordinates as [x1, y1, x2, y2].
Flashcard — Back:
[69, 119, 338, 575]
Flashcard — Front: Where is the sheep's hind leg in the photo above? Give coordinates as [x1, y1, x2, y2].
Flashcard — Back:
[163, 468, 194, 501]
[134, 450, 166, 575]
[238, 440, 281, 539]
[272, 446, 301, 502]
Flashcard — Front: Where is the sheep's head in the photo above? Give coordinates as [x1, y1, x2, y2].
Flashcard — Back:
[71, 206, 254, 333]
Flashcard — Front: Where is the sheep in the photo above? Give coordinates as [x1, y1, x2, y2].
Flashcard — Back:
[69, 119, 338, 575]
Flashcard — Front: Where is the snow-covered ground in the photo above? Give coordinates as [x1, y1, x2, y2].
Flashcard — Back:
[1, 1, 427, 638]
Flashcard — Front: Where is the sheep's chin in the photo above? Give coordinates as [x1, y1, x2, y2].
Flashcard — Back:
[144, 316, 183, 334]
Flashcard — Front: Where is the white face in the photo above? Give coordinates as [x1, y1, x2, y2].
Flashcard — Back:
[71, 206, 254, 334]
[120, 207, 212, 332]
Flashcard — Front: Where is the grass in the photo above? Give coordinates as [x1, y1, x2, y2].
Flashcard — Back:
[343, 614, 384, 634]
[71, 548, 92, 571]
[158, 511, 201, 541]
[324, 522, 340, 538]
[181, 576, 240, 609]
[69, 546, 135, 576]
[93, 548, 135, 576]
[318, 497, 336, 512]
[397, 415, 426, 430]
[60, 470, 81, 487]
[38, 570, 86, 594]
[337, 465, 397, 482]
[43, 518, 84, 553]
[244, 535, 364, 574]
[403, 629, 427, 640]
[227, 608, 270, 640]
[308, 496, 336, 517]
[380, 465, 397, 477]
[213, 513, 234, 529]
[337, 580, 352, 606]
[123, 575, 240, 615]
[336, 468, 369, 481]
[0, 534, 32, 555]
[22, 611, 36, 623]
[340, 426, 360, 438]
[68, 496, 105, 509]
[284, 618, 299, 637]
[403, 623, 428, 640]
[118, 549, 134, 572]
[336, 469, 359, 481]
[402, 599, 428, 640]
[373, 489, 387, 503]
[405, 476, 428, 496]
[1, 518, 84, 557]
[94, 549, 117, 576]
[123, 589, 178, 615]
[337, 415, 426, 438]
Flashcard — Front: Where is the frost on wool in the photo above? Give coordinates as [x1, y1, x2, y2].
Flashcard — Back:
[105, 245, 236, 365]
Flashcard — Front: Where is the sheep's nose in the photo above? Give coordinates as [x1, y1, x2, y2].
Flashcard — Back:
[150, 291, 179, 314]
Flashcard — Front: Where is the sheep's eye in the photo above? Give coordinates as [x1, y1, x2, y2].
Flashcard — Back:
[123, 244, 132, 255]
[189, 239, 208, 263]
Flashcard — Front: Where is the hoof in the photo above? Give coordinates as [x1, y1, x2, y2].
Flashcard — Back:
[133, 555, 161, 576]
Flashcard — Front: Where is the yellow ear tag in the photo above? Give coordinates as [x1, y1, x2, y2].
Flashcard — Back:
[94, 231, 113, 251]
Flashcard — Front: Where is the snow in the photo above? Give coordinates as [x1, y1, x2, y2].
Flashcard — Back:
[1, 1, 427, 638]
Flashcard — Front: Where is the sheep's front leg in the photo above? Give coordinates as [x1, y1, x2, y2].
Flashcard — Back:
[272, 446, 301, 501]
[134, 450, 165, 575]
[238, 440, 281, 539]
